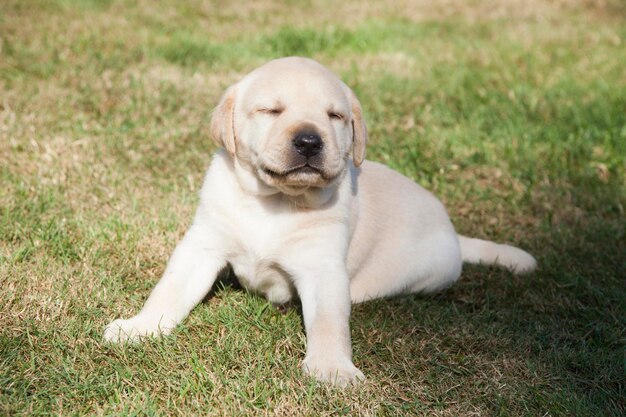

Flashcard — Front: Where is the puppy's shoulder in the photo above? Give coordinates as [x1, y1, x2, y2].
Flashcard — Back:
[356, 160, 441, 208]
[195, 150, 244, 217]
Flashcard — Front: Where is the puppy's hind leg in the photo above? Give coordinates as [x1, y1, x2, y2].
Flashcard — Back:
[406, 231, 463, 294]
[350, 230, 463, 302]
[104, 224, 226, 343]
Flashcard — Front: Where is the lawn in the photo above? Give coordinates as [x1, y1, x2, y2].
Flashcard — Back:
[1, 0, 625, 415]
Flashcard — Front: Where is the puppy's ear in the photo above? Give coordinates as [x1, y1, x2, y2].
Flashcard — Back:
[348, 89, 367, 167]
[210, 86, 237, 156]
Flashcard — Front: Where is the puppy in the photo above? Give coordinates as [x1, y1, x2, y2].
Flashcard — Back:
[104, 57, 536, 385]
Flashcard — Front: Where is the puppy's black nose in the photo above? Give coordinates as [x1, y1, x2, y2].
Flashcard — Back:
[293, 131, 323, 158]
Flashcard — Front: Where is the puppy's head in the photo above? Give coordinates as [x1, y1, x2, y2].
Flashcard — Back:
[210, 57, 367, 196]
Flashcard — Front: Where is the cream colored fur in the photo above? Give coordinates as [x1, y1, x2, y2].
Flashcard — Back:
[104, 57, 536, 386]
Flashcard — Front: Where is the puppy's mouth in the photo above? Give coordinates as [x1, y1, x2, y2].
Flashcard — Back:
[259, 162, 338, 189]
[263, 164, 323, 178]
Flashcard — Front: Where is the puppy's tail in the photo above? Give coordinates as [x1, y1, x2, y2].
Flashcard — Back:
[458, 235, 537, 275]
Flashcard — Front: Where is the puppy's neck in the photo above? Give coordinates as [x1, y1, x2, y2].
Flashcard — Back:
[286, 185, 338, 209]
[233, 157, 278, 197]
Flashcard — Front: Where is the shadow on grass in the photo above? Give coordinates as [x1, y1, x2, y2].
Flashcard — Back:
[193, 203, 623, 415]
[348, 210, 624, 415]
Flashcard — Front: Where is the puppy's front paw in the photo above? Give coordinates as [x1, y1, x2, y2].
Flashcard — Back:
[103, 316, 172, 343]
[302, 355, 365, 387]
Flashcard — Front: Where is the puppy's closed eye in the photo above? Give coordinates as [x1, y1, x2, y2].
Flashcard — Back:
[327, 111, 345, 121]
[257, 107, 284, 116]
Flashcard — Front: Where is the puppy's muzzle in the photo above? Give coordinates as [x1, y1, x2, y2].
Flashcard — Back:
[293, 129, 323, 159]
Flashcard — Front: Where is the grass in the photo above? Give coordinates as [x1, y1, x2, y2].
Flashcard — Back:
[1, 0, 625, 415]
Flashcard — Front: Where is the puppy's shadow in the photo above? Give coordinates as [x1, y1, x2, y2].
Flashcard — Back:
[201, 264, 243, 301]
[202, 264, 303, 319]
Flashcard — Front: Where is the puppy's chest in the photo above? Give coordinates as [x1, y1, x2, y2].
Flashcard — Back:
[216, 202, 299, 301]
[224, 203, 293, 256]
[229, 251, 294, 303]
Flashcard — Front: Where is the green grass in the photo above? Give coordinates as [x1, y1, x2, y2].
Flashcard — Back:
[1, 0, 625, 415]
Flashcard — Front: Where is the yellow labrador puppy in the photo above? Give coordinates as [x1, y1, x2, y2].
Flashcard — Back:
[104, 57, 536, 385]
